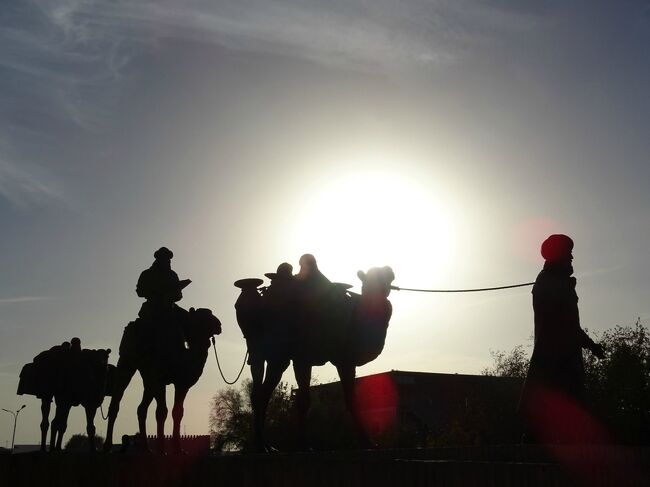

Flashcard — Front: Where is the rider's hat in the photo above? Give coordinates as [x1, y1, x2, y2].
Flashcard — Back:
[541, 234, 574, 262]
[234, 278, 264, 289]
[154, 247, 173, 260]
[264, 262, 294, 280]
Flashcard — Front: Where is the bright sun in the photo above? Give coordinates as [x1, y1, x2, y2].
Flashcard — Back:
[289, 168, 457, 289]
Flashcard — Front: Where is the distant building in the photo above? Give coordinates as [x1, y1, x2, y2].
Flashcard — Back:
[10, 444, 41, 454]
[310, 370, 524, 447]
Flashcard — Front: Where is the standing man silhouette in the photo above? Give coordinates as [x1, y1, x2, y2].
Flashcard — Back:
[520, 234, 604, 443]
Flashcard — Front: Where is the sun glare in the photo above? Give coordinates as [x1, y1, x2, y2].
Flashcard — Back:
[289, 168, 457, 289]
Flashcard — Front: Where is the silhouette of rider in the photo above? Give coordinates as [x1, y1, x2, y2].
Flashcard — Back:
[263, 263, 296, 359]
[295, 254, 331, 302]
[520, 234, 604, 442]
[136, 247, 190, 366]
[234, 277, 265, 370]
[136, 247, 188, 307]
[294, 254, 342, 364]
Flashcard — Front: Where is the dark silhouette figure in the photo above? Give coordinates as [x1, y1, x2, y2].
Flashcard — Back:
[237, 257, 395, 451]
[234, 277, 266, 378]
[17, 339, 113, 451]
[136, 247, 190, 305]
[136, 248, 191, 360]
[296, 254, 331, 299]
[103, 306, 221, 453]
[519, 234, 605, 443]
[235, 264, 296, 451]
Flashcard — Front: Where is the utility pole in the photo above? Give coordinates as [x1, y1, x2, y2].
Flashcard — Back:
[2, 405, 26, 453]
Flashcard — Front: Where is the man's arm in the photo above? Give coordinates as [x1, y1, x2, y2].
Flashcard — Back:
[579, 328, 605, 359]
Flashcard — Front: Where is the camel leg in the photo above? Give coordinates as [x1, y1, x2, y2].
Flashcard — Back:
[52, 402, 71, 451]
[49, 402, 60, 451]
[40, 397, 52, 452]
[154, 387, 168, 454]
[336, 364, 372, 448]
[85, 405, 98, 452]
[104, 358, 137, 452]
[254, 358, 290, 452]
[249, 356, 264, 444]
[292, 361, 312, 450]
[171, 386, 188, 453]
[137, 388, 155, 452]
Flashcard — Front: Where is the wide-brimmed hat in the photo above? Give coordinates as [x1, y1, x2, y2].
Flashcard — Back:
[234, 278, 264, 289]
[332, 282, 353, 290]
[264, 262, 294, 280]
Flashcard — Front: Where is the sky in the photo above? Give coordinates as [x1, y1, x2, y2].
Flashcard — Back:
[1, 0, 650, 445]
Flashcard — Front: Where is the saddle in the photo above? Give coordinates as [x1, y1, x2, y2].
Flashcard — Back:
[120, 304, 188, 380]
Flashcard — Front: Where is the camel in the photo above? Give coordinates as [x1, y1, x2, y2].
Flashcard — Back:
[18, 344, 113, 451]
[246, 266, 395, 451]
[103, 306, 221, 453]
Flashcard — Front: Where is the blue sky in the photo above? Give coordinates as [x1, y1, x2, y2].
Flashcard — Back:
[1, 0, 650, 444]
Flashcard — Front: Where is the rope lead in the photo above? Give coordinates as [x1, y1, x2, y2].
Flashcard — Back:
[391, 282, 535, 293]
[212, 336, 248, 385]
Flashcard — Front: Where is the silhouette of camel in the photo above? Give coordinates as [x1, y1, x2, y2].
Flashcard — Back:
[18, 345, 113, 451]
[252, 266, 395, 450]
[103, 306, 221, 453]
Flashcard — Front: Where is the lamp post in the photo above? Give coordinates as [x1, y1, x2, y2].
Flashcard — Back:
[2, 405, 26, 452]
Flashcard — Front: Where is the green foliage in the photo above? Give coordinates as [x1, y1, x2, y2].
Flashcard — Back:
[209, 379, 293, 451]
[64, 434, 105, 451]
[584, 318, 650, 444]
[482, 345, 530, 378]
[486, 319, 650, 444]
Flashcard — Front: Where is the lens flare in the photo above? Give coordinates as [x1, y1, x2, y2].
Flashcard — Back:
[354, 372, 399, 437]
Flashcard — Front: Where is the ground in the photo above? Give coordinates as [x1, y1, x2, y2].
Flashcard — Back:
[0, 445, 647, 486]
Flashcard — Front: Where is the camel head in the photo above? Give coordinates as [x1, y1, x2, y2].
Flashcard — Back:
[357, 266, 395, 298]
[82, 348, 113, 396]
[187, 307, 222, 349]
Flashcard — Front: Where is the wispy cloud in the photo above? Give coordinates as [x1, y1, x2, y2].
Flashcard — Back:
[0, 296, 53, 304]
[0, 0, 548, 210]
[0, 157, 64, 209]
[577, 265, 626, 280]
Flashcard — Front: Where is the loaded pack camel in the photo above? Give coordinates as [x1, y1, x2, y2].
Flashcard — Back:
[18, 343, 114, 451]
[237, 266, 395, 451]
[103, 306, 221, 453]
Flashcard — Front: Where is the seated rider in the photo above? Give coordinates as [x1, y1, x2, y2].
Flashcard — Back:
[263, 263, 295, 361]
[135, 247, 191, 363]
[234, 277, 265, 365]
[136, 247, 189, 311]
[294, 254, 347, 364]
[295, 254, 331, 304]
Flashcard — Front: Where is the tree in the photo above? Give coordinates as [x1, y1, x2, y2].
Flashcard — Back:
[485, 319, 650, 444]
[482, 345, 530, 378]
[209, 379, 293, 452]
[584, 319, 650, 444]
[64, 434, 105, 451]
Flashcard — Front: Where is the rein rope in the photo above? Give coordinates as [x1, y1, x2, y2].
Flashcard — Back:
[212, 336, 248, 385]
[391, 282, 535, 293]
